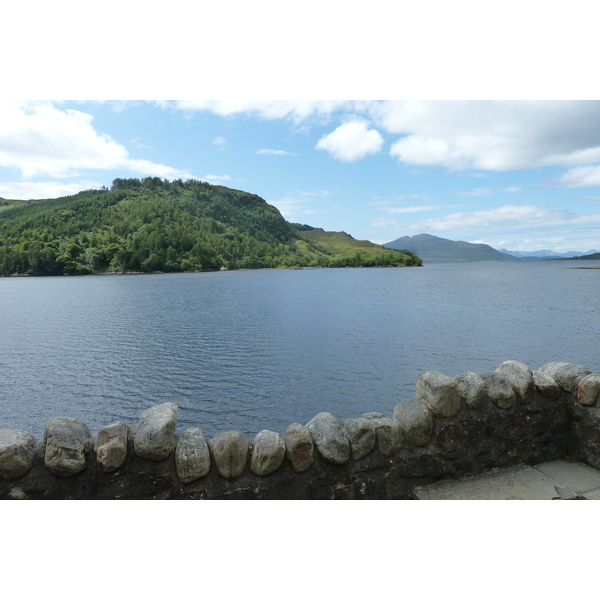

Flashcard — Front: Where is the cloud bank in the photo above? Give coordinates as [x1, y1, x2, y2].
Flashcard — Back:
[0, 101, 193, 181]
[169, 100, 600, 186]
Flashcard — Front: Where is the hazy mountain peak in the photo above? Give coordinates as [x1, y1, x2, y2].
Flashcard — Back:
[384, 233, 518, 263]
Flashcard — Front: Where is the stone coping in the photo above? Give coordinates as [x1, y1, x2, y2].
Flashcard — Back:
[1, 360, 599, 499]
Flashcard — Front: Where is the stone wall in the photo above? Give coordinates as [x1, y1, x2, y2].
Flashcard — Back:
[1, 360, 599, 500]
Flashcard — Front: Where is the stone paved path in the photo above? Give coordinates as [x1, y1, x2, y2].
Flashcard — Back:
[413, 459, 600, 500]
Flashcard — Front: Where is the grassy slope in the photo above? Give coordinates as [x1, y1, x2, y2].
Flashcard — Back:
[0, 199, 33, 212]
[295, 226, 422, 266]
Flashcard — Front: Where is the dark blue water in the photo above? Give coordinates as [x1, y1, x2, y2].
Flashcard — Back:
[1, 261, 599, 439]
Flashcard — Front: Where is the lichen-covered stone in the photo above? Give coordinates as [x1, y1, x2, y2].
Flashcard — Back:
[96, 422, 128, 473]
[532, 370, 561, 400]
[342, 418, 376, 459]
[209, 430, 249, 479]
[134, 403, 178, 462]
[370, 417, 404, 457]
[455, 372, 487, 410]
[393, 399, 433, 446]
[480, 372, 516, 409]
[539, 362, 592, 393]
[577, 374, 600, 407]
[496, 360, 535, 404]
[306, 412, 350, 465]
[251, 430, 286, 476]
[44, 417, 91, 477]
[282, 423, 314, 473]
[175, 427, 211, 483]
[416, 371, 461, 418]
[0, 430, 37, 480]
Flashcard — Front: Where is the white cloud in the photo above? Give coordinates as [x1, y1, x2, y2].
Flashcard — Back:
[408, 203, 600, 232]
[316, 121, 384, 162]
[0, 101, 193, 180]
[270, 189, 334, 219]
[298, 190, 332, 198]
[457, 188, 493, 196]
[201, 174, 231, 184]
[161, 100, 600, 176]
[378, 205, 456, 215]
[0, 180, 104, 200]
[130, 137, 151, 149]
[371, 101, 600, 173]
[552, 164, 600, 188]
[256, 149, 297, 156]
[501, 187, 520, 194]
[212, 136, 227, 147]
[271, 196, 306, 219]
[165, 100, 356, 123]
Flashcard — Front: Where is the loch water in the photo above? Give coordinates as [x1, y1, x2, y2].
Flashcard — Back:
[2, 260, 599, 439]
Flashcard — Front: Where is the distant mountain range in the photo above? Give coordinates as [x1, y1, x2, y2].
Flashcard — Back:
[384, 233, 517, 263]
[499, 248, 600, 259]
[384, 233, 600, 263]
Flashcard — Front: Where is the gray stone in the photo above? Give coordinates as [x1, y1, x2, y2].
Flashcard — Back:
[282, 424, 314, 473]
[393, 399, 433, 447]
[306, 412, 350, 465]
[371, 417, 404, 457]
[455, 372, 487, 410]
[539, 362, 592, 393]
[134, 403, 178, 462]
[416, 371, 461, 418]
[360, 412, 387, 420]
[251, 430, 286, 476]
[534, 459, 600, 495]
[496, 360, 535, 404]
[95, 422, 128, 473]
[175, 427, 211, 483]
[342, 418, 376, 459]
[0, 429, 38, 480]
[480, 372, 516, 409]
[44, 417, 91, 477]
[532, 370, 561, 400]
[209, 431, 249, 479]
[577, 374, 600, 407]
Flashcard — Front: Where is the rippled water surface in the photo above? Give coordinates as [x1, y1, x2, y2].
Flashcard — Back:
[2, 261, 599, 438]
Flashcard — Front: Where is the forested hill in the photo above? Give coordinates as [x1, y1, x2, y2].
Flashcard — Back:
[0, 177, 420, 276]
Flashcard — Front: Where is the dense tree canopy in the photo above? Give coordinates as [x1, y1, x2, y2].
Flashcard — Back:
[0, 178, 420, 276]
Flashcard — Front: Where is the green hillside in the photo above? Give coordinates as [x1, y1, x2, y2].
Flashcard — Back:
[294, 225, 421, 267]
[0, 199, 32, 213]
[0, 177, 420, 276]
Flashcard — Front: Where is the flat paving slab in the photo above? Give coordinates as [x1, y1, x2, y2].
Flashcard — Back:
[532, 460, 600, 495]
[413, 460, 600, 500]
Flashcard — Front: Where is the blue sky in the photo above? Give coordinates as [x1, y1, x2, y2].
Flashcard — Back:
[3, 2, 599, 254]
[2, 100, 600, 253]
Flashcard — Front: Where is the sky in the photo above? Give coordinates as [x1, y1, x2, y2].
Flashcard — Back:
[2, 2, 599, 256]
[3, 99, 600, 253]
